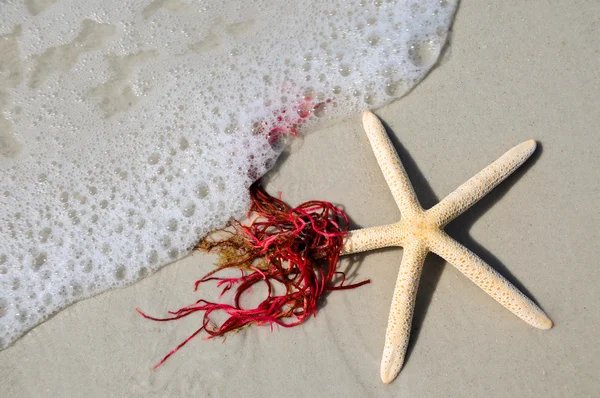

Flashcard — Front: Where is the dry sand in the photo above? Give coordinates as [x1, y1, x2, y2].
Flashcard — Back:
[1, 1, 598, 397]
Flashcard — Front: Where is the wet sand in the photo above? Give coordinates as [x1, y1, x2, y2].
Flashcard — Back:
[1, 1, 599, 396]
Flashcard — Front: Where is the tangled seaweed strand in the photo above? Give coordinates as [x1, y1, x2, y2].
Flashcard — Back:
[137, 182, 370, 369]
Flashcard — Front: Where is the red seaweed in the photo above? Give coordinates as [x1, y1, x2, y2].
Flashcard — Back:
[137, 182, 369, 369]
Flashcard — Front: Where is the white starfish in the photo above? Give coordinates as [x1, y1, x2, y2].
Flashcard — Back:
[341, 112, 552, 384]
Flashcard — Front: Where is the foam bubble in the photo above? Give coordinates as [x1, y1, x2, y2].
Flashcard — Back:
[0, 0, 457, 348]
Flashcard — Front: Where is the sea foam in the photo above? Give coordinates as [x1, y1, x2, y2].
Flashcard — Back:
[0, 0, 457, 348]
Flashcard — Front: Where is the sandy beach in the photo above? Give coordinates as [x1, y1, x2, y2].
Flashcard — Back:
[1, 1, 599, 396]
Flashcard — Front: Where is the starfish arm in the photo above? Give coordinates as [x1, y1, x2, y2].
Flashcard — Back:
[380, 243, 428, 384]
[341, 223, 405, 255]
[428, 231, 552, 330]
[426, 139, 537, 227]
[362, 111, 422, 218]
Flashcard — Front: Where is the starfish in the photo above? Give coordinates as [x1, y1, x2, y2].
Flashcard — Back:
[341, 112, 552, 384]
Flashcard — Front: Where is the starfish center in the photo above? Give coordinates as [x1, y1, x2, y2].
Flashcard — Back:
[398, 214, 438, 245]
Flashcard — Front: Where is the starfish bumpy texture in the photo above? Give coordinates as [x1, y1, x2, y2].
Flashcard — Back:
[341, 112, 552, 384]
